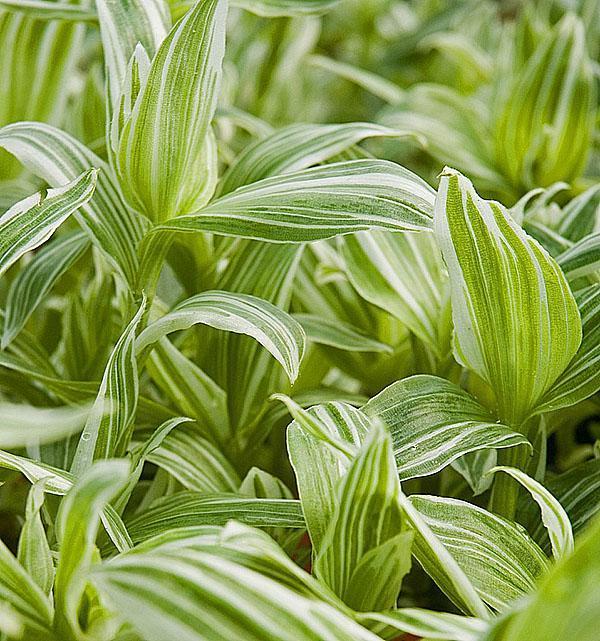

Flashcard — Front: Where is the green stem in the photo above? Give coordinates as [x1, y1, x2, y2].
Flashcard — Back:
[489, 444, 530, 519]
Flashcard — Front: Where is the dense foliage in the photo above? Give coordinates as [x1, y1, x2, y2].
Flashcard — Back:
[0, 1, 599, 640]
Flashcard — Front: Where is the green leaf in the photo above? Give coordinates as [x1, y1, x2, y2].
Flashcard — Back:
[0, 402, 91, 448]
[488, 466, 574, 560]
[0, 169, 96, 279]
[396, 493, 489, 618]
[315, 423, 412, 611]
[487, 512, 600, 641]
[535, 285, 600, 413]
[2, 231, 89, 348]
[287, 401, 370, 551]
[96, 0, 170, 118]
[407, 495, 549, 613]
[209, 242, 302, 435]
[0, 122, 148, 286]
[0, 450, 134, 553]
[146, 338, 230, 443]
[362, 375, 530, 480]
[54, 460, 129, 641]
[494, 14, 596, 189]
[557, 184, 600, 243]
[17, 480, 54, 595]
[526, 458, 600, 551]
[0, 1, 96, 21]
[137, 291, 306, 383]
[92, 545, 381, 641]
[147, 422, 241, 493]
[125, 494, 305, 543]
[293, 313, 393, 353]
[340, 230, 448, 353]
[0, 535, 54, 640]
[357, 608, 489, 641]
[219, 122, 410, 194]
[557, 231, 600, 281]
[435, 168, 581, 425]
[116, 0, 226, 221]
[0, 12, 83, 171]
[71, 300, 146, 476]
[152, 159, 434, 242]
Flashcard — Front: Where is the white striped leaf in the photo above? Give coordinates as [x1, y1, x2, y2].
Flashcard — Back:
[362, 375, 530, 480]
[54, 461, 129, 640]
[125, 494, 305, 543]
[314, 423, 412, 612]
[287, 402, 371, 550]
[407, 495, 549, 613]
[147, 422, 241, 493]
[116, 0, 226, 222]
[525, 458, 600, 551]
[0, 450, 137, 553]
[293, 313, 392, 353]
[146, 338, 230, 443]
[488, 466, 574, 560]
[95, 0, 170, 118]
[435, 168, 581, 425]
[2, 231, 89, 348]
[137, 291, 306, 384]
[494, 14, 595, 190]
[485, 512, 600, 641]
[0, 122, 148, 285]
[0, 1, 95, 20]
[357, 609, 489, 641]
[557, 184, 600, 243]
[557, 231, 600, 281]
[340, 230, 449, 353]
[71, 300, 146, 476]
[396, 493, 488, 618]
[0, 11, 83, 152]
[219, 122, 409, 194]
[0, 169, 95, 279]
[152, 159, 435, 242]
[0, 403, 91, 448]
[208, 242, 302, 435]
[92, 547, 381, 641]
[535, 285, 600, 413]
[0, 536, 54, 640]
[17, 480, 54, 596]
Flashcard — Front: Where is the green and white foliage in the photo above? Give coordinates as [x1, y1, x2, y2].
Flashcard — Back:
[0, 1, 599, 640]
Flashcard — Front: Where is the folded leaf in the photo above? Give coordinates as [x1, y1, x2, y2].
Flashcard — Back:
[126, 493, 305, 543]
[137, 291, 306, 383]
[362, 375, 530, 480]
[435, 167, 581, 425]
[488, 466, 574, 560]
[54, 460, 129, 640]
[535, 285, 600, 413]
[153, 159, 434, 242]
[341, 230, 448, 353]
[71, 300, 146, 476]
[315, 423, 411, 611]
[0, 169, 95, 279]
[287, 401, 370, 550]
[0, 122, 147, 285]
[408, 495, 548, 612]
[116, 0, 226, 221]
[2, 231, 88, 348]
[93, 545, 381, 641]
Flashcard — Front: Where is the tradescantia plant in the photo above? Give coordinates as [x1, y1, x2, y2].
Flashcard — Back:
[0, 0, 599, 640]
